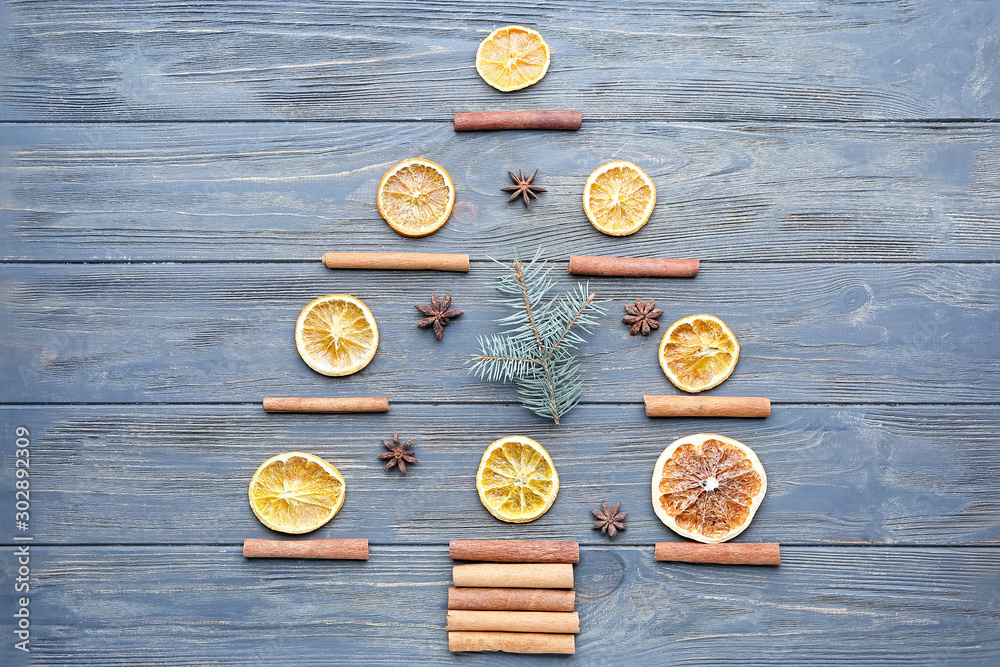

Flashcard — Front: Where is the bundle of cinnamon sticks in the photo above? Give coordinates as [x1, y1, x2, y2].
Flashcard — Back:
[447, 539, 580, 655]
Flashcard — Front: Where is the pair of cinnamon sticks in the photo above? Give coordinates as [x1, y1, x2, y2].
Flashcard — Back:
[448, 540, 580, 655]
[320, 251, 700, 278]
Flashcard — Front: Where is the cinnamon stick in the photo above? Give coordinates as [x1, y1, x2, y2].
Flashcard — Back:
[568, 255, 699, 278]
[263, 397, 389, 413]
[449, 539, 579, 563]
[454, 110, 582, 132]
[448, 587, 575, 612]
[446, 610, 579, 634]
[655, 542, 780, 566]
[449, 631, 575, 654]
[644, 396, 771, 418]
[453, 563, 574, 589]
[321, 252, 470, 272]
[243, 538, 369, 560]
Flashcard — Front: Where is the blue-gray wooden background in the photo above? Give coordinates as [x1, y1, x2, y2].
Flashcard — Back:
[1, 1, 999, 664]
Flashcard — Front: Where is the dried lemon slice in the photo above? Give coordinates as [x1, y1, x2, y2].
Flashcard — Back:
[249, 452, 346, 534]
[652, 433, 767, 543]
[658, 314, 740, 393]
[377, 158, 455, 237]
[295, 294, 379, 377]
[583, 161, 657, 236]
[476, 435, 559, 523]
[475, 25, 551, 92]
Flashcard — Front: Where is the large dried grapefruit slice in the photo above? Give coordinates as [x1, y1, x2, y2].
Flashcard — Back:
[249, 452, 346, 534]
[476, 435, 559, 523]
[377, 158, 455, 237]
[658, 314, 740, 393]
[475, 25, 551, 92]
[652, 433, 767, 543]
[295, 294, 379, 377]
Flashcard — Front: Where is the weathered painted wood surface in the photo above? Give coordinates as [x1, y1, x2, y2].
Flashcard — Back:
[1, 546, 997, 665]
[2, 0, 997, 121]
[2, 263, 996, 404]
[3, 122, 999, 262]
[2, 0, 998, 663]
[1, 404, 998, 546]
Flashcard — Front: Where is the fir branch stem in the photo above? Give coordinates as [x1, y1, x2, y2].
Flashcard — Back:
[538, 354, 560, 424]
[516, 256, 561, 422]
[474, 356, 539, 365]
[514, 259, 545, 352]
[551, 292, 596, 352]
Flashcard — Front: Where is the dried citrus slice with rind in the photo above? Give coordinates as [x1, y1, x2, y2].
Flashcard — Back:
[377, 158, 455, 237]
[295, 294, 379, 377]
[658, 314, 740, 393]
[652, 433, 767, 543]
[249, 452, 346, 534]
[583, 161, 657, 236]
[476, 435, 559, 523]
[475, 25, 551, 92]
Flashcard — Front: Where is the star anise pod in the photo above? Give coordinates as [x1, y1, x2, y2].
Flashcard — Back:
[622, 298, 664, 336]
[415, 292, 463, 341]
[501, 168, 547, 210]
[377, 431, 417, 476]
[592, 501, 627, 539]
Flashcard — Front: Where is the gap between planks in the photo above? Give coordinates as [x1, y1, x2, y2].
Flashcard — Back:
[0, 118, 998, 124]
[2, 543, 999, 550]
[3, 401, 1000, 408]
[3, 259, 1000, 265]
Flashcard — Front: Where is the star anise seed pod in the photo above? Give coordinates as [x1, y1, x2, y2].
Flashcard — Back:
[500, 168, 547, 210]
[622, 298, 664, 336]
[415, 292, 463, 341]
[377, 431, 418, 476]
[592, 501, 627, 539]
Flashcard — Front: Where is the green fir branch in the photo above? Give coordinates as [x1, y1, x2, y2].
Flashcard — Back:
[468, 249, 607, 424]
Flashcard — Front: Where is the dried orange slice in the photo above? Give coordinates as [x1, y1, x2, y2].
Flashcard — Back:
[652, 433, 767, 543]
[476, 436, 559, 523]
[475, 25, 551, 92]
[377, 158, 455, 237]
[295, 294, 378, 377]
[249, 452, 346, 534]
[583, 161, 657, 236]
[658, 314, 740, 393]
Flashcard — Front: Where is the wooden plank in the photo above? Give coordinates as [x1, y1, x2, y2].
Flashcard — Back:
[2, 545, 997, 664]
[1, 404, 997, 545]
[2, 121, 999, 262]
[1, 1, 997, 121]
[1, 263, 996, 404]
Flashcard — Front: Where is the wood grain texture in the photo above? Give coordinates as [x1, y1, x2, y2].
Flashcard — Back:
[1, 404, 997, 546]
[3, 122, 999, 262]
[1, 1, 997, 121]
[2, 546, 996, 665]
[1, 263, 996, 404]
